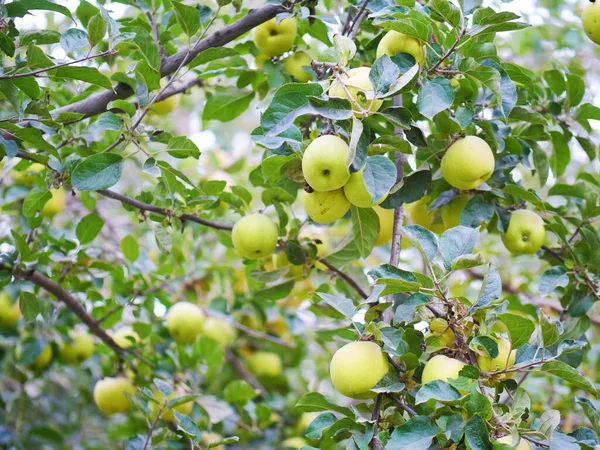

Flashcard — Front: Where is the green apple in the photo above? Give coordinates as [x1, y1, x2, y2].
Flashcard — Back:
[303, 189, 351, 224]
[441, 195, 472, 229]
[0, 293, 21, 328]
[283, 51, 313, 82]
[374, 206, 394, 246]
[166, 301, 205, 345]
[41, 188, 66, 218]
[60, 330, 95, 364]
[282, 437, 309, 449]
[302, 135, 350, 191]
[150, 386, 194, 421]
[329, 67, 383, 115]
[202, 317, 237, 346]
[583, 0, 600, 45]
[296, 412, 319, 434]
[427, 318, 456, 348]
[12, 163, 45, 187]
[497, 435, 532, 450]
[404, 196, 445, 234]
[441, 136, 495, 190]
[149, 94, 180, 115]
[93, 376, 136, 415]
[501, 210, 546, 255]
[112, 326, 140, 349]
[16, 342, 53, 370]
[376, 30, 424, 65]
[421, 355, 465, 386]
[253, 18, 297, 57]
[232, 213, 279, 259]
[476, 336, 515, 373]
[247, 351, 283, 377]
[329, 341, 389, 399]
[343, 168, 388, 208]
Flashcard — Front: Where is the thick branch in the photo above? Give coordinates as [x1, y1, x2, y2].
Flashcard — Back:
[97, 189, 234, 231]
[317, 258, 368, 299]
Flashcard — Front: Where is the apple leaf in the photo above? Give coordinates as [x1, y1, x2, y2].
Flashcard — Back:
[440, 226, 479, 270]
[498, 313, 535, 348]
[415, 380, 462, 404]
[351, 206, 379, 258]
[541, 361, 597, 397]
[386, 416, 441, 450]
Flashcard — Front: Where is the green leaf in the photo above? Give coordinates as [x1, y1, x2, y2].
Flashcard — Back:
[255, 280, 295, 301]
[461, 196, 494, 228]
[172, 1, 201, 36]
[203, 88, 254, 123]
[60, 28, 88, 53]
[543, 69, 565, 95]
[386, 416, 441, 450]
[120, 235, 140, 262]
[472, 264, 501, 311]
[377, 106, 413, 129]
[393, 293, 430, 325]
[548, 183, 588, 198]
[370, 54, 401, 97]
[362, 156, 397, 203]
[20, 291, 40, 321]
[540, 315, 560, 347]
[76, 214, 104, 245]
[87, 14, 107, 48]
[368, 135, 412, 155]
[575, 103, 600, 121]
[497, 313, 535, 348]
[371, 373, 406, 394]
[13, 76, 41, 99]
[167, 136, 201, 159]
[481, 58, 516, 119]
[470, 336, 499, 358]
[223, 380, 258, 404]
[314, 292, 356, 320]
[296, 392, 354, 418]
[576, 397, 600, 437]
[451, 253, 486, 271]
[351, 206, 379, 258]
[541, 361, 597, 397]
[566, 74, 585, 107]
[403, 225, 438, 262]
[20, 0, 74, 22]
[189, 47, 239, 68]
[430, 0, 462, 27]
[22, 187, 52, 217]
[51, 66, 113, 90]
[369, 264, 422, 295]
[465, 415, 493, 450]
[416, 380, 462, 404]
[71, 153, 123, 191]
[539, 266, 569, 296]
[417, 77, 454, 120]
[503, 184, 546, 211]
[15, 128, 56, 152]
[440, 226, 479, 270]
[381, 169, 431, 209]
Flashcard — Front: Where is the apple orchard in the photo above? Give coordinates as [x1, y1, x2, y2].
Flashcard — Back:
[1, 0, 600, 449]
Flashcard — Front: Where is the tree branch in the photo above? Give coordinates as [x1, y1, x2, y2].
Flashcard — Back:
[317, 258, 368, 299]
[225, 348, 267, 397]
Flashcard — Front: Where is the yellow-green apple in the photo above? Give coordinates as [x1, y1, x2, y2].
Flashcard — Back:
[374, 206, 394, 246]
[166, 302, 205, 345]
[441, 195, 472, 229]
[112, 326, 140, 349]
[149, 94, 180, 115]
[93, 376, 136, 415]
[41, 188, 66, 218]
[282, 437, 309, 449]
[232, 213, 279, 260]
[329, 341, 389, 399]
[329, 67, 383, 115]
[302, 135, 350, 191]
[404, 196, 445, 233]
[427, 318, 456, 347]
[501, 210, 546, 255]
[343, 168, 388, 208]
[376, 30, 424, 64]
[59, 330, 95, 364]
[296, 412, 319, 434]
[273, 252, 304, 277]
[0, 293, 20, 328]
[202, 317, 237, 346]
[253, 18, 297, 57]
[16, 342, 53, 370]
[12, 163, 45, 187]
[150, 386, 194, 421]
[476, 336, 515, 374]
[303, 189, 351, 224]
[497, 435, 532, 450]
[441, 136, 495, 190]
[247, 351, 283, 377]
[421, 355, 466, 386]
[583, 1, 600, 44]
[283, 51, 313, 82]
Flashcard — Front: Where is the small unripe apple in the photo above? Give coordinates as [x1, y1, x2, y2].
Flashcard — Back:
[232, 213, 279, 259]
[93, 376, 136, 415]
[374, 206, 394, 246]
[283, 51, 313, 82]
[404, 196, 445, 234]
[302, 135, 350, 192]
[247, 351, 283, 377]
[150, 386, 194, 421]
[149, 94, 181, 115]
[441, 195, 472, 229]
[282, 437, 309, 449]
[303, 189, 351, 224]
[0, 293, 21, 328]
[166, 302, 205, 345]
[329, 341, 389, 399]
[582, 1, 600, 45]
[421, 355, 466, 387]
[497, 435, 533, 450]
[501, 210, 546, 255]
[427, 318, 456, 347]
[202, 317, 237, 346]
[441, 136, 495, 190]
[41, 188, 66, 218]
[253, 18, 297, 57]
[112, 326, 140, 349]
[12, 163, 45, 187]
[16, 342, 53, 370]
[376, 30, 424, 64]
[59, 330, 95, 364]
[476, 336, 515, 373]
[343, 168, 388, 208]
[329, 67, 383, 115]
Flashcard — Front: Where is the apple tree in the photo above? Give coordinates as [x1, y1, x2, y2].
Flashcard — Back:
[0, 0, 599, 449]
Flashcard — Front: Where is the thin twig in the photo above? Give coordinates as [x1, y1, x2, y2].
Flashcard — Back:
[346, 0, 371, 39]
[370, 394, 384, 450]
[428, 29, 466, 74]
[386, 394, 417, 417]
[317, 258, 368, 299]
[225, 348, 267, 397]
[143, 400, 167, 450]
